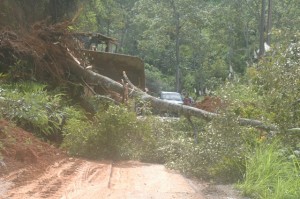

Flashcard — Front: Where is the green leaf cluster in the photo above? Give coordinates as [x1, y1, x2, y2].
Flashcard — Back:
[253, 44, 300, 131]
[0, 82, 67, 139]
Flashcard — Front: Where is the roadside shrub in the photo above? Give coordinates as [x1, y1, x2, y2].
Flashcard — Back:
[133, 116, 168, 163]
[62, 105, 156, 160]
[61, 117, 95, 157]
[200, 114, 249, 182]
[216, 82, 273, 121]
[158, 115, 254, 183]
[238, 141, 300, 199]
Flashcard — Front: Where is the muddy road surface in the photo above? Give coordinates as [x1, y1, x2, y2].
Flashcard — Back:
[0, 119, 246, 199]
[1, 158, 206, 199]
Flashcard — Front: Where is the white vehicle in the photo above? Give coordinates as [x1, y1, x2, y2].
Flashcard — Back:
[160, 91, 183, 105]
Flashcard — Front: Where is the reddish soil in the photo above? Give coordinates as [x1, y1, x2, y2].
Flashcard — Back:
[0, 120, 66, 185]
[195, 96, 224, 113]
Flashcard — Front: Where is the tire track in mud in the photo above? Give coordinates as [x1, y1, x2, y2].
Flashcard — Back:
[3, 160, 206, 199]
[3, 158, 77, 198]
[34, 158, 82, 198]
[61, 161, 113, 199]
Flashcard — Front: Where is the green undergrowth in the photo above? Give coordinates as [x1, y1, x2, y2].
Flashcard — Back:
[157, 115, 256, 183]
[237, 141, 300, 199]
[0, 82, 74, 141]
[62, 105, 159, 160]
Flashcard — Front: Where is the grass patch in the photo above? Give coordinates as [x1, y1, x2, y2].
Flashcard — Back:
[237, 141, 300, 199]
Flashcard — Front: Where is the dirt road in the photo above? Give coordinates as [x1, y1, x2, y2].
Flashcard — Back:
[0, 120, 246, 199]
[1, 158, 206, 199]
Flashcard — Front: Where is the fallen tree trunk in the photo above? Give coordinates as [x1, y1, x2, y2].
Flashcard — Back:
[66, 50, 278, 132]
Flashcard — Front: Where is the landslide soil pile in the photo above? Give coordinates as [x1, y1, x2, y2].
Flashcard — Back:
[0, 119, 66, 186]
[0, 21, 85, 84]
[195, 96, 224, 113]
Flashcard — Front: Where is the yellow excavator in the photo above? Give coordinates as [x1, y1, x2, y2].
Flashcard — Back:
[73, 32, 145, 91]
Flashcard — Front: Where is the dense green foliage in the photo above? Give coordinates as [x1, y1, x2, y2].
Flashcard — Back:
[0, 0, 79, 28]
[254, 43, 300, 131]
[154, 117, 250, 182]
[0, 82, 63, 137]
[62, 105, 156, 160]
[144, 63, 174, 94]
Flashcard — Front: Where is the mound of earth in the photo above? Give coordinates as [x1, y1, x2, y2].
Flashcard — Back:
[195, 96, 224, 113]
[0, 119, 66, 186]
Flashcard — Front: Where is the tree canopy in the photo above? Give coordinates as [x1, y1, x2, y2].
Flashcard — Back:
[1, 0, 299, 95]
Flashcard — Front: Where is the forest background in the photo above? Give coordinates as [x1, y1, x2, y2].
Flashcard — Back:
[1, 0, 298, 95]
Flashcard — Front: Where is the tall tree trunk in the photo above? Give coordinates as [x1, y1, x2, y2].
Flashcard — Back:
[107, 20, 111, 37]
[244, 22, 251, 61]
[266, 0, 272, 45]
[258, 0, 266, 58]
[49, 0, 59, 23]
[175, 13, 180, 92]
[170, 0, 181, 92]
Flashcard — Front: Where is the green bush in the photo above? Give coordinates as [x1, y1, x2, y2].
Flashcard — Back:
[216, 82, 273, 121]
[238, 141, 300, 199]
[62, 105, 156, 160]
[143, 115, 256, 183]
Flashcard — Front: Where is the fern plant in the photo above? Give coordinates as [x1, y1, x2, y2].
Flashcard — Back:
[0, 82, 67, 139]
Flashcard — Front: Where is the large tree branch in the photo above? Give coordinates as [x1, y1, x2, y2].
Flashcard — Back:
[66, 51, 278, 132]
